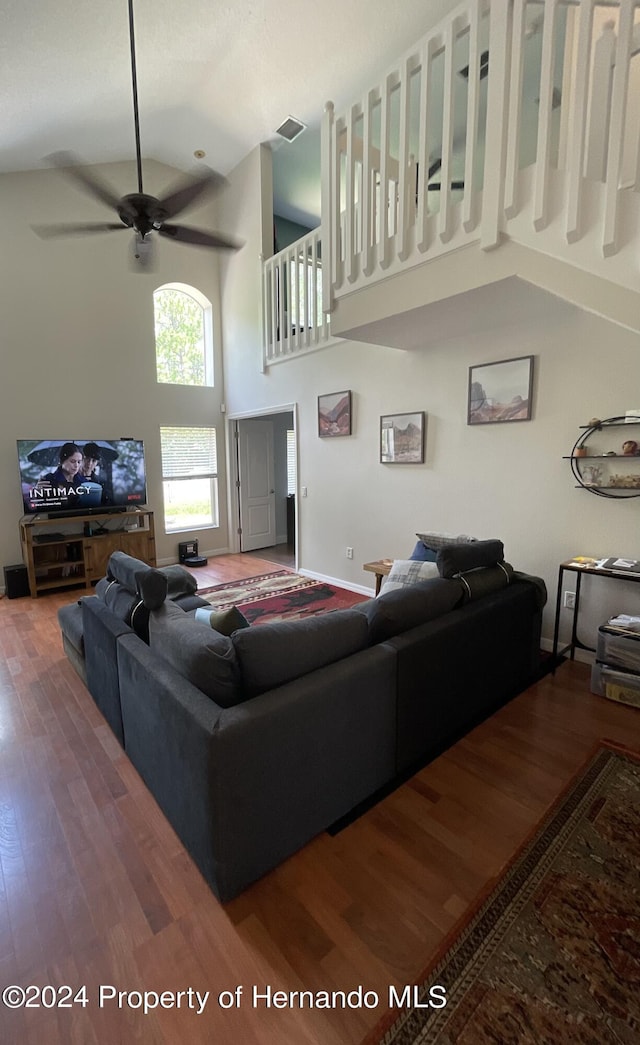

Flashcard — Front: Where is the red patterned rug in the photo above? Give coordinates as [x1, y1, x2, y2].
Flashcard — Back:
[199, 570, 367, 624]
[364, 741, 640, 1045]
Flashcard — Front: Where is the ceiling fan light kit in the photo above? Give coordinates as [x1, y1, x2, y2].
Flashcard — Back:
[33, 0, 241, 268]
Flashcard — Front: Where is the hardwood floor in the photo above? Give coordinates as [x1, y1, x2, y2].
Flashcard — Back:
[1, 558, 640, 1044]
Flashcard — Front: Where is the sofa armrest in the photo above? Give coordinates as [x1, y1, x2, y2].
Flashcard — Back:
[117, 634, 397, 901]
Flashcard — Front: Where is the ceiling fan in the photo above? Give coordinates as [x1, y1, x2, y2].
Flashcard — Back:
[33, 0, 240, 268]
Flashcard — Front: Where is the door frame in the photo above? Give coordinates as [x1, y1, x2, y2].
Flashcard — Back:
[225, 402, 298, 565]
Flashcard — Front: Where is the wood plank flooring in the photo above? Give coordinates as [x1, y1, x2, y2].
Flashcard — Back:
[1, 554, 640, 1044]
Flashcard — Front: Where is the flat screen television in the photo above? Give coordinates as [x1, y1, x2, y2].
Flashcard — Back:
[18, 439, 147, 517]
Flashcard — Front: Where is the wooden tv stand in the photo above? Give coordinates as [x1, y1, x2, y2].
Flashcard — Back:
[20, 508, 156, 597]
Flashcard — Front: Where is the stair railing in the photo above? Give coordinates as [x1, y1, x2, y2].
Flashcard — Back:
[322, 0, 640, 302]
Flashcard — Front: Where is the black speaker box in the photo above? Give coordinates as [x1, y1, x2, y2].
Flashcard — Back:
[4, 563, 30, 599]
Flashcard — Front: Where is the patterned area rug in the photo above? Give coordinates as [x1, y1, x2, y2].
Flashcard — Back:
[199, 571, 367, 624]
[365, 742, 640, 1045]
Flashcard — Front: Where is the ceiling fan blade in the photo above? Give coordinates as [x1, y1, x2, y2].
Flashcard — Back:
[159, 223, 242, 250]
[45, 151, 122, 211]
[157, 168, 227, 220]
[32, 221, 126, 238]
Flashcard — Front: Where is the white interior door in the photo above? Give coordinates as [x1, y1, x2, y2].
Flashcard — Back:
[238, 419, 276, 551]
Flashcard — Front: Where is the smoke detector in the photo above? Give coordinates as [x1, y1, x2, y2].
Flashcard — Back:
[275, 116, 306, 143]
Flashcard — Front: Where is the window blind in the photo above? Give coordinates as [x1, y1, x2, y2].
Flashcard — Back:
[160, 426, 217, 479]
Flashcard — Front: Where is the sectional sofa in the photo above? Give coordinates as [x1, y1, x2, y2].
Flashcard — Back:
[58, 546, 546, 901]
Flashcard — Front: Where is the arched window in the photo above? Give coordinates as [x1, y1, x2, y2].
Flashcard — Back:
[153, 283, 213, 386]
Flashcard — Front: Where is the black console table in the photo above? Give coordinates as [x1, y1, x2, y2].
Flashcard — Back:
[552, 560, 640, 664]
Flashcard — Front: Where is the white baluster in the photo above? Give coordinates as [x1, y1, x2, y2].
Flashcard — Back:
[321, 101, 336, 307]
[504, 0, 526, 220]
[603, 0, 635, 257]
[361, 90, 375, 275]
[397, 57, 414, 261]
[416, 38, 434, 253]
[533, 0, 559, 232]
[346, 104, 358, 283]
[585, 22, 616, 182]
[566, 0, 595, 244]
[462, 0, 481, 233]
[379, 74, 393, 269]
[481, 0, 511, 249]
[439, 18, 456, 243]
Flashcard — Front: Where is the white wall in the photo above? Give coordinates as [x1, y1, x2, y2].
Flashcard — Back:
[219, 148, 640, 652]
[0, 160, 230, 570]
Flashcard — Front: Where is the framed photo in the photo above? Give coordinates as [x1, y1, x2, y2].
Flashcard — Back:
[380, 412, 425, 464]
[318, 390, 352, 437]
[468, 355, 534, 425]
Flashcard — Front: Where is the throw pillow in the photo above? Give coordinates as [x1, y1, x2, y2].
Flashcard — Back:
[408, 540, 437, 562]
[416, 531, 477, 552]
[380, 559, 439, 593]
[436, 539, 505, 578]
[194, 605, 250, 636]
[456, 562, 514, 602]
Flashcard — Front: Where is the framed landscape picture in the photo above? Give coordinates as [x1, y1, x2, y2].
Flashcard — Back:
[380, 411, 425, 464]
[468, 355, 534, 425]
[318, 390, 352, 437]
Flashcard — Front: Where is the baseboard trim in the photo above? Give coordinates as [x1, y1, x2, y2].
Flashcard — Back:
[298, 568, 372, 597]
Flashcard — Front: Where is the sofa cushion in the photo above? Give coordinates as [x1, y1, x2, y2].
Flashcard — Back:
[148, 599, 241, 707]
[357, 577, 462, 643]
[381, 559, 439, 592]
[456, 562, 514, 603]
[232, 609, 369, 698]
[408, 540, 437, 562]
[436, 539, 505, 578]
[194, 605, 250, 636]
[416, 531, 477, 551]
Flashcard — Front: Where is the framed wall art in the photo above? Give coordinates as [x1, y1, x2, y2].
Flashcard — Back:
[380, 411, 425, 463]
[468, 355, 534, 425]
[318, 390, 352, 437]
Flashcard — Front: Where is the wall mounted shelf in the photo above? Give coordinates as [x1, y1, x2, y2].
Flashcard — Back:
[568, 416, 640, 498]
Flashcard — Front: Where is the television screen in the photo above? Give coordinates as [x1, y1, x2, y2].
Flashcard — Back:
[18, 439, 147, 516]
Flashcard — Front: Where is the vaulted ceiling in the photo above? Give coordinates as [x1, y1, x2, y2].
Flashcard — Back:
[2, 0, 460, 225]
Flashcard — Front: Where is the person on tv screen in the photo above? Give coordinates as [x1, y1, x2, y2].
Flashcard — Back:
[79, 442, 112, 504]
[41, 442, 84, 490]
[34, 442, 86, 509]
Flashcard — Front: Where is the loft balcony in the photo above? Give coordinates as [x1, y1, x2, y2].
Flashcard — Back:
[263, 0, 640, 365]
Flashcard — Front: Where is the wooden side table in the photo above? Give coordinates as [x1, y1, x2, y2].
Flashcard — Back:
[363, 559, 393, 595]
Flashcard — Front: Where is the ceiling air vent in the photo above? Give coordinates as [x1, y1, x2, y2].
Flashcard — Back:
[275, 116, 307, 143]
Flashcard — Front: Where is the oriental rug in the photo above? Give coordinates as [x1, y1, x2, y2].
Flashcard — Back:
[364, 742, 640, 1045]
[199, 570, 366, 625]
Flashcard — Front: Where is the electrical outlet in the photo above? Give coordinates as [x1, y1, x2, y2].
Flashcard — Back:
[564, 591, 576, 609]
[346, 547, 354, 559]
